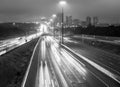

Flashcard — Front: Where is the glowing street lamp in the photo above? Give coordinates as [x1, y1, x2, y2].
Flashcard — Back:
[52, 14, 57, 18]
[59, 1, 67, 7]
[52, 14, 57, 37]
[59, 0, 67, 44]
[50, 19, 53, 22]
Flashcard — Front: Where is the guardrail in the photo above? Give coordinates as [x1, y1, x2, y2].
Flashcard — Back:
[61, 44, 120, 87]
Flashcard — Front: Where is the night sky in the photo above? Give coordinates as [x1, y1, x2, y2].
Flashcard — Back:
[0, 0, 120, 24]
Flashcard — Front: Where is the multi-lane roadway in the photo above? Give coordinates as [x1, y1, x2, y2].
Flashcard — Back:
[21, 34, 120, 87]
[22, 36, 88, 87]
[2, 24, 120, 87]
[20, 23, 120, 87]
[0, 32, 42, 56]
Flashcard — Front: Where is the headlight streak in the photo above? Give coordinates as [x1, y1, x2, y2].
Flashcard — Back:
[47, 46, 60, 87]
[61, 49, 87, 75]
[39, 24, 48, 33]
[54, 43, 86, 82]
[50, 45, 69, 87]
[39, 61, 44, 87]
[51, 80, 55, 87]
[27, 35, 88, 87]
[39, 61, 53, 87]
[0, 32, 42, 56]
[48, 56, 60, 87]
[49, 38, 87, 86]
[58, 55, 81, 83]
[64, 37, 78, 44]
[60, 49, 87, 82]
[37, 36, 61, 87]
[63, 44, 120, 84]
[41, 39, 46, 61]
[44, 61, 51, 87]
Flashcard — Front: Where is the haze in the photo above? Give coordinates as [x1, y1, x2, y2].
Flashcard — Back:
[0, 0, 119, 24]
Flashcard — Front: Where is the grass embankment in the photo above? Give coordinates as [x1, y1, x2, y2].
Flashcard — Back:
[0, 38, 38, 87]
[73, 37, 120, 56]
[85, 40, 120, 55]
[0, 23, 38, 40]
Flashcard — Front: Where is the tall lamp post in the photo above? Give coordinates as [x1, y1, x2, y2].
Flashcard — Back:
[59, 0, 67, 44]
[52, 14, 57, 37]
[50, 19, 53, 33]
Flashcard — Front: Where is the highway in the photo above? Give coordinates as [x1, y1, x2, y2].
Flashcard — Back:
[0, 23, 50, 56]
[64, 36, 120, 74]
[63, 36, 120, 86]
[0, 32, 42, 56]
[22, 36, 88, 87]
[21, 35, 120, 87]
[20, 23, 120, 87]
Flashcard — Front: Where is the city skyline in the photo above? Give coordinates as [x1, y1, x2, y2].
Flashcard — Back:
[0, 0, 119, 24]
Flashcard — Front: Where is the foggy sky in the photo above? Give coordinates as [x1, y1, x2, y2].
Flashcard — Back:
[0, 0, 120, 24]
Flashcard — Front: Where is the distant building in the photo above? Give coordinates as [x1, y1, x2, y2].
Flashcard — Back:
[72, 19, 80, 26]
[66, 16, 69, 25]
[113, 24, 120, 27]
[80, 21, 87, 27]
[93, 16, 98, 26]
[66, 16, 72, 27]
[56, 13, 62, 24]
[95, 23, 109, 27]
[68, 16, 72, 26]
[86, 16, 91, 26]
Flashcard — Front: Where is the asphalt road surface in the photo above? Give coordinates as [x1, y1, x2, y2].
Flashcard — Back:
[21, 23, 120, 87]
[22, 35, 120, 87]
[63, 36, 120, 87]
[0, 33, 41, 56]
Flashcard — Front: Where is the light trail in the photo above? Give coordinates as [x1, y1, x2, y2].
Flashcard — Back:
[41, 39, 46, 61]
[47, 49, 60, 87]
[63, 44, 120, 84]
[44, 61, 51, 87]
[39, 61, 44, 87]
[39, 24, 48, 33]
[50, 45, 69, 87]
[49, 37, 87, 86]
[22, 35, 87, 87]
[61, 49, 87, 76]
[0, 32, 42, 56]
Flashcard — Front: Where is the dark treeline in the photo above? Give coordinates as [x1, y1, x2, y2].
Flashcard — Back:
[0, 23, 39, 39]
[64, 25, 120, 37]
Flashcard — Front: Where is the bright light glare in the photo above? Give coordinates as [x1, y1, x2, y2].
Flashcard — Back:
[35, 22, 39, 24]
[41, 39, 46, 60]
[39, 61, 44, 87]
[50, 48, 69, 87]
[39, 24, 48, 33]
[52, 14, 56, 18]
[59, 1, 67, 6]
[50, 19, 53, 22]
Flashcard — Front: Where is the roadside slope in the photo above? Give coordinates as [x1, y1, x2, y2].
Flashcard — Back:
[0, 38, 39, 87]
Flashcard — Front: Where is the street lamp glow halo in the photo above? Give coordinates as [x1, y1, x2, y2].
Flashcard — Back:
[59, 1, 67, 7]
[52, 14, 57, 18]
[50, 19, 53, 22]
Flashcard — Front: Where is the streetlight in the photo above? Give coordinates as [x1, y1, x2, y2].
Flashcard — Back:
[59, 0, 67, 44]
[52, 14, 57, 18]
[52, 14, 57, 37]
[50, 19, 53, 22]
[49, 19, 54, 33]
